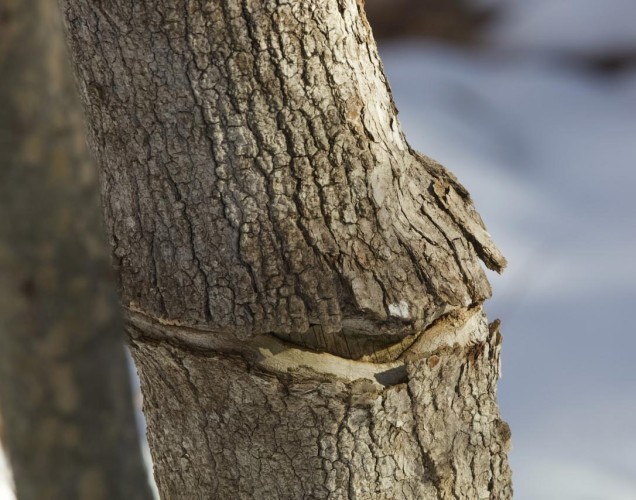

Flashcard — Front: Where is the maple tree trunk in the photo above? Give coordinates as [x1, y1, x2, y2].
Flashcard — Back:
[0, 0, 152, 498]
[59, 0, 513, 497]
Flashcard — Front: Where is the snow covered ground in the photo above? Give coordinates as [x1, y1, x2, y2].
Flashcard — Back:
[2, 3, 635, 498]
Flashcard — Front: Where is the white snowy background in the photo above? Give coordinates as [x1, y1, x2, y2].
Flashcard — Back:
[2, 1, 635, 498]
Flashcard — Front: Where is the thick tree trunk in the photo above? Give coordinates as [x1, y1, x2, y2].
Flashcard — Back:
[60, 0, 512, 497]
[0, 1, 152, 499]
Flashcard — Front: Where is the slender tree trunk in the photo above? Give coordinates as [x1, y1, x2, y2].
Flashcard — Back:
[60, 0, 512, 497]
[0, 1, 153, 498]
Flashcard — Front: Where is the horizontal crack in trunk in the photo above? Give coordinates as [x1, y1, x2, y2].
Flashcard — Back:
[126, 304, 488, 387]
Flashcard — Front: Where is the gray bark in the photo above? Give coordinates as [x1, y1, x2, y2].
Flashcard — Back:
[59, 0, 512, 497]
[0, 1, 153, 499]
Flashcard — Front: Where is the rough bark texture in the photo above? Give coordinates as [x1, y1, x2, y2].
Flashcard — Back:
[59, 0, 512, 497]
[0, 1, 153, 498]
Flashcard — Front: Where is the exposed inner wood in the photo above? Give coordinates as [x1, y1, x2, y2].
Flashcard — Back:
[130, 315, 512, 498]
[126, 304, 486, 367]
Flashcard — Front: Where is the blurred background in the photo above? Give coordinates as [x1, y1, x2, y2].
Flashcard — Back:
[2, 0, 635, 498]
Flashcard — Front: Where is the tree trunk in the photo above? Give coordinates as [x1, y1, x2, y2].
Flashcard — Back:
[59, 0, 512, 497]
[0, 1, 153, 498]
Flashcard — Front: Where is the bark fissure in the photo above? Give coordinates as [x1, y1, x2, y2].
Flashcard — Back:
[405, 378, 443, 500]
[174, 350, 219, 494]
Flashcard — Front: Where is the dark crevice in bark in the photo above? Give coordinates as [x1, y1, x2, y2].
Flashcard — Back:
[373, 365, 408, 387]
[405, 380, 444, 500]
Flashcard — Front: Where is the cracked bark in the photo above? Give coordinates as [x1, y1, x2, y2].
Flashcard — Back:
[59, 0, 512, 497]
[0, 0, 153, 499]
